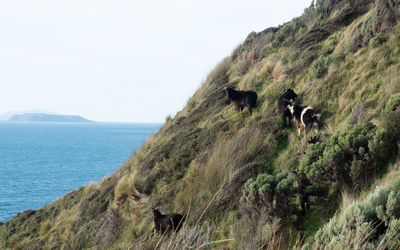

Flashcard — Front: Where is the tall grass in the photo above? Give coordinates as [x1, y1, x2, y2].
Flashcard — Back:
[272, 60, 286, 83]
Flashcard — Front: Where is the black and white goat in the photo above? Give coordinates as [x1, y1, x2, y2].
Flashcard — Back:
[278, 89, 297, 127]
[288, 104, 321, 136]
[152, 208, 185, 234]
[223, 86, 257, 115]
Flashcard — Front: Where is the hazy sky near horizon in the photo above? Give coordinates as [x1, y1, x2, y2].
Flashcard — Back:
[0, 0, 312, 122]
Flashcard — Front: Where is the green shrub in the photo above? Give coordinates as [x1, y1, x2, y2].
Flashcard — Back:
[313, 177, 400, 248]
[271, 20, 304, 48]
[385, 93, 400, 112]
[339, 3, 351, 17]
[310, 55, 331, 78]
[350, 14, 375, 51]
[360, 14, 373, 35]
[300, 122, 394, 189]
[240, 171, 296, 220]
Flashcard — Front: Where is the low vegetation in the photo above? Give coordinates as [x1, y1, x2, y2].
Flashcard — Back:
[311, 177, 400, 249]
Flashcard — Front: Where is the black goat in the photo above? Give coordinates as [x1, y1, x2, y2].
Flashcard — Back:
[152, 208, 185, 234]
[288, 104, 321, 136]
[278, 89, 297, 127]
[223, 86, 257, 115]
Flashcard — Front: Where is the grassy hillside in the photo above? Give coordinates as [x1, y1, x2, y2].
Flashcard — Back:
[1, 0, 400, 249]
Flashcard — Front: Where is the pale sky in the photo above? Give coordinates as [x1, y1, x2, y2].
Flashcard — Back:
[0, 0, 312, 122]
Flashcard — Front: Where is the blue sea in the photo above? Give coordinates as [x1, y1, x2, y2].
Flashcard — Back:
[0, 122, 161, 222]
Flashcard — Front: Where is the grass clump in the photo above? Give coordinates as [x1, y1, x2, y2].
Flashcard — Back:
[310, 55, 332, 78]
[369, 33, 387, 47]
[39, 220, 51, 237]
[385, 93, 400, 111]
[272, 60, 286, 82]
[261, 60, 275, 79]
[114, 175, 140, 206]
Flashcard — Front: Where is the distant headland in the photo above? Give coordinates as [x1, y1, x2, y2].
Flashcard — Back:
[7, 113, 93, 123]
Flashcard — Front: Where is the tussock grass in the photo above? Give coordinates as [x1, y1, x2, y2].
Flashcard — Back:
[338, 189, 355, 214]
[39, 220, 51, 237]
[272, 60, 286, 83]
[261, 59, 276, 79]
[58, 209, 78, 243]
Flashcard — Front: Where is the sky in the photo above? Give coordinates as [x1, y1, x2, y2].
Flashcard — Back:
[0, 0, 312, 123]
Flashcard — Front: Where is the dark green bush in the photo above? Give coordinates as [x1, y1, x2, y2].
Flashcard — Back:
[383, 106, 400, 142]
[271, 20, 304, 48]
[240, 171, 296, 220]
[300, 122, 395, 189]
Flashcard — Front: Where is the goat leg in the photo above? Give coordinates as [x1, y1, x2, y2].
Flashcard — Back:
[297, 120, 301, 136]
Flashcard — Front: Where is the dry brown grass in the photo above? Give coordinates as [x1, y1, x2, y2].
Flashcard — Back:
[39, 220, 51, 237]
[114, 174, 141, 206]
[272, 60, 286, 83]
[261, 60, 276, 79]
[338, 189, 355, 214]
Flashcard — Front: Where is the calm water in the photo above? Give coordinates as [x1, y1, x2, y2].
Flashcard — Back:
[0, 122, 161, 222]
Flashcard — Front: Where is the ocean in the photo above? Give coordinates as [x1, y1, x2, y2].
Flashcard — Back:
[0, 122, 161, 222]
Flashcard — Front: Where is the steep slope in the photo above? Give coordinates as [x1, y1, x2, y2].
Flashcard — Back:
[1, 0, 400, 249]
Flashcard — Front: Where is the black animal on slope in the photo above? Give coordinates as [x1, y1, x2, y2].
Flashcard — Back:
[278, 89, 297, 127]
[223, 86, 257, 115]
[288, 104, 321, 136]
[152, 208, 185, 234]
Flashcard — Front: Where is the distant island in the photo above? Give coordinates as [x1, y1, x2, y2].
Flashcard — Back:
[0, 109, 57, 120]
[8, 113, 93, 123]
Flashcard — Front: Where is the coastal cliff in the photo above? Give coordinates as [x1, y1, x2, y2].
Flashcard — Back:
[1, 0, 400, 248]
